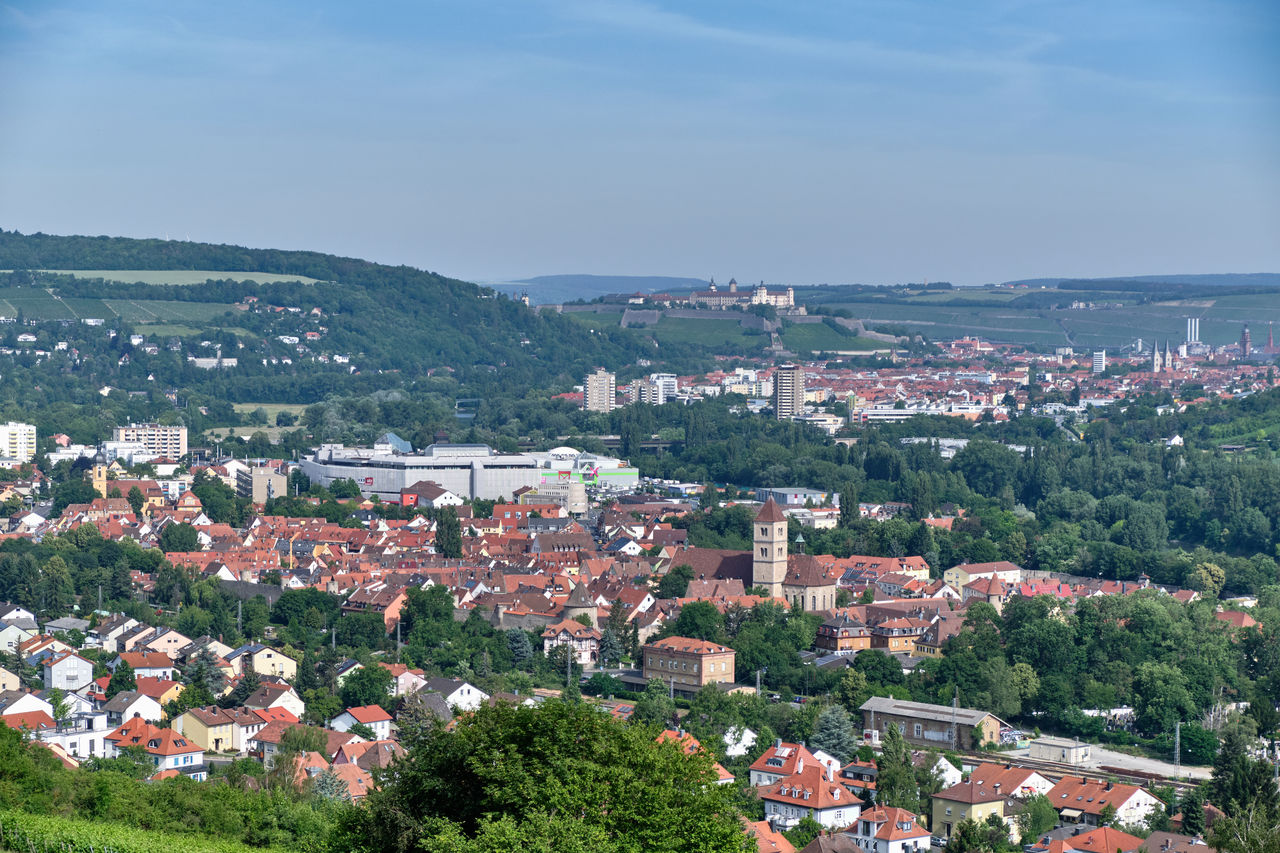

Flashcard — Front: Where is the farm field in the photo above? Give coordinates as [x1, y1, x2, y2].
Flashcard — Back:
[33, 269, 323, 285]
[780, 322, 879, 353]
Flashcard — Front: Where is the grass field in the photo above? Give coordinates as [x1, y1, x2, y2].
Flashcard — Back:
[651, 316, 763, 347]
[34, 269, 323, 285]
[232, 402, 307, 418]
[781, 322, 879, 352]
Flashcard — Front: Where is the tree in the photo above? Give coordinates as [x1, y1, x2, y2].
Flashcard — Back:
[658, 564, 695, 600]
[1180, 789, 1205, 837]
[666, 600, 723, 641]
[1098, 803, 1117, 828]
[1016, 793, 1057, 841]
[344, 699, 752, 853]
[839, 481, 859, 528]
[507, 628, 533, 668]
[1188, 562, 1226, 598]
[810, 705, 857, 763]
[106, 659, 135, 699]
[313, 766, 350, 801]
[783, 816, 823, 849]
[341, 664, 394, 710]
[1209, 802, 1280, 853]
[159, 522, 199, 553]
[833, 668, 869, 714]
[435, 507, 462, 559]
[219, 666, 260, 709]
[876, 723, 921, 813]
[126, 486, 146, 517]
[632, 678, 678, 728]
[46, 687, 71, 727]
[1212, 727, 1280, 816]
[348, 722, 378, 741]
[599, 628, 624, 668]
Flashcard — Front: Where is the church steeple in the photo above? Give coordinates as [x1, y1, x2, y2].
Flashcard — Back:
[752, 498, 788, 597]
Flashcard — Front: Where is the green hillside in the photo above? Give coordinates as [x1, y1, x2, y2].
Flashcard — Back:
[0, 230, 654, 398]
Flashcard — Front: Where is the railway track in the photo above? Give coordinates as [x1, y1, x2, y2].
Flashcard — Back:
[955, 749, 1200, 794]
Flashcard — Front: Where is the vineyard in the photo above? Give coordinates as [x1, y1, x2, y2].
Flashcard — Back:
[0, 811, 289, 853]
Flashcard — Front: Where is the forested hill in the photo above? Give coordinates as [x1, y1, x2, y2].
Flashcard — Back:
[0, 230, 649, 393]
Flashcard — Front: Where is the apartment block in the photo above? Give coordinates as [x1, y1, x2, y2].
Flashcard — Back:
[112, 423, 188, 459]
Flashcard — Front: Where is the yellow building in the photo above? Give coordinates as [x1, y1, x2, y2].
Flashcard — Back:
[932, 781, 1007, 839]
[175, 706, 236, 753]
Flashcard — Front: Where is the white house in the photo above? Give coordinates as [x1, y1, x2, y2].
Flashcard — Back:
[329, 705, 392, 741]
[109, 652, 174, 681]
[103, 690, 164, 726]
[43, 651, 94, 692]
[846, 806, 931, 853]
[0, 690, 53, 718]
[422, 678, 488, 712]
[0, 623, 34, 654]
[759, 763, 863, 830]
[38, 711, 110, 760]
[723, 725, 758, 758]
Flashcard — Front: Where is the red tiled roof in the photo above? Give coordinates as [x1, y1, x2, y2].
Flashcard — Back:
[346, 705, 392, 724]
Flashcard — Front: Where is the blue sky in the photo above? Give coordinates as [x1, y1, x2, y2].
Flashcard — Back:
[1, 0, 1277, 285]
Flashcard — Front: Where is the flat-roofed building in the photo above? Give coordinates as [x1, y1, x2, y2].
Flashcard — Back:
[773, 364, 805, 420]
[583, 369, 617, 413]
[0, 422, 37, 463]
[112, 423, 188, 458]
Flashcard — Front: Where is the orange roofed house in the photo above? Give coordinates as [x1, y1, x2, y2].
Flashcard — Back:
[641, 636, 735, 698]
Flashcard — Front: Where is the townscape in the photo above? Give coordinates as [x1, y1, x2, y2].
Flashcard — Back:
[0, 259, 1275, 852]
[2, 3, 1278, 852]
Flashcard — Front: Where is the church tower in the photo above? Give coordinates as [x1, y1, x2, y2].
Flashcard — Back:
[753, 498, 789, 596]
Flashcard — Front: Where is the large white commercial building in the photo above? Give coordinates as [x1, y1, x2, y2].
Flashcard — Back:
[111, 423, 188, 459]
[0, 422, 37, 463]
[299, 442, 639, 501]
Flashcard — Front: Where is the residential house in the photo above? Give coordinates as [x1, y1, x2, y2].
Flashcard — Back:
[0, 622, 33, 654]
[88, 614, 140, 653]
[931, 781, 1008, 841]
[422, 678, 488, 712]
[102, 690, 163, 726]
[378, 662, 427, 697]
[174, 706, 236, 753]
[750, 741, 822, 787]
[110, 652, 174, 681]
[743, 819, 795, 853]
[243, 683, 306, 719]
[1045, 776, 1162, 828]
[43, 650, 94, 692]
[330, 705, 392, 741]
[540, 618, 602, 665]
[224, 644, 297, 680]
[759, 762, 862, 830]
[942, 561, 1022, 590]
[656, 729, 735, 785]
[846, 806, 931, 853]
[814, 613, 871, 656]
[0, 666, 17, 692]
[966, 762, 1052, 799]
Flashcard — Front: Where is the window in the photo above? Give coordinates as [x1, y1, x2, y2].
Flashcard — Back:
[760, 547, 767, 557]
[914, 723, 922, 738]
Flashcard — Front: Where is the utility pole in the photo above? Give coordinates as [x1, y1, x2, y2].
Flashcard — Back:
[1175, 721, 1181, 780]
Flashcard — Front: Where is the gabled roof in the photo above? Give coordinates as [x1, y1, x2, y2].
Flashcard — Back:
[345, 705, 392, 724]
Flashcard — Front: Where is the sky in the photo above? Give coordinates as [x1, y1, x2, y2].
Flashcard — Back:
[1, 1, 1278, 287]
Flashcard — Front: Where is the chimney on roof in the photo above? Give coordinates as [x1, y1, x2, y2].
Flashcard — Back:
[775, 738, 782, 748]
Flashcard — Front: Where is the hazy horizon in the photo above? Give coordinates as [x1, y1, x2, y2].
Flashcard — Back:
[2, 1, 1277, 288]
